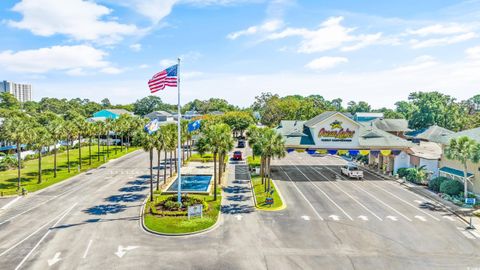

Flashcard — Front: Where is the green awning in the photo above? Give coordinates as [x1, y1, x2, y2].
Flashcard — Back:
[439, 167, 473, 178]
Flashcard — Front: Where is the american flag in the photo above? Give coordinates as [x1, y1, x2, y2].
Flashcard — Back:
[148, 64, 178, 93]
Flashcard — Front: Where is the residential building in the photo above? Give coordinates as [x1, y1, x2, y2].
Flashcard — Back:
[91, 109, 133, 121]
[145, 111, 175, 122]
[0, 80, 32, 102]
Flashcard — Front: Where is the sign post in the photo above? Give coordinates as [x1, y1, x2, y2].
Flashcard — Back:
[187, 204, 203, 219]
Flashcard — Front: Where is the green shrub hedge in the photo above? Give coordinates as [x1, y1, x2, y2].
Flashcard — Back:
[428, 176, 450, 192]
[440, 180, 463, 196]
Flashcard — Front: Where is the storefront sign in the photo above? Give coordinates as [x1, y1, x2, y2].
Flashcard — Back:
[318, 120, 355, 142]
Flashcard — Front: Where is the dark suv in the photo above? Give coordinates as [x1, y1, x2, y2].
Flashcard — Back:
[237, 140, 246, 148]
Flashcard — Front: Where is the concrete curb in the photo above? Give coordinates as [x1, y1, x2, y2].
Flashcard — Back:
[139, 194, 224, 237]
[249, 174, 286, 212]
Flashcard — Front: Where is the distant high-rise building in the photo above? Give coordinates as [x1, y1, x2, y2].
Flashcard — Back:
[0, 80, 32, 102]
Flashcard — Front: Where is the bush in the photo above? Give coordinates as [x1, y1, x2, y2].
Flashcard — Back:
[428, 177, 450, 192]
[164, 200, 181, 210]
[440, 180, 463, 196]
[247, 156, 261, 169]
[397, 168, 408, 178]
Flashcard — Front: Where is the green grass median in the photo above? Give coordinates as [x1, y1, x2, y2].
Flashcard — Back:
[0, 145, 139, 196]
[251, 175, 284, 211]
[143, 189, 222, 234]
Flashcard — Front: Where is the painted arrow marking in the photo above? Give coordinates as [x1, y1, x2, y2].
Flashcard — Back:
[386, 216, 398, 221]
[329, 215, 340, 221]
[442, 216, 455, 221]
[301, 215, 310, 221]
[235, 214, 243, 221]
[115, 246, 139, 258]
[358, 215, 368, 221]
[47, 252, 62, 266]
[414, 215, 427, 222]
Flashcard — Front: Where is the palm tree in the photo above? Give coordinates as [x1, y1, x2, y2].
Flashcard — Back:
[246, 125, 260, 160]
[445, 136, 480, 198]
[164, 123, 177, 177]
[105, 119, 113, 158]
[153, 129, 166, 191]
[63, 121, 77, 173]
[94, 121, 105, 161]
[135, 131, 156, 202]
[0, 116, 31, 190]
[31, 127, 52, 184]
[218, 130, 234, 184]
[251, 128, 285, 192]
[46, 118, 64, 178]
[202, 123, 233, 200]
[74, 117, 87, 170]
[84, 122, 96, 166]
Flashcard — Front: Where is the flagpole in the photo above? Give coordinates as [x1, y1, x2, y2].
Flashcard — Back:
[177, 57, 182, 205]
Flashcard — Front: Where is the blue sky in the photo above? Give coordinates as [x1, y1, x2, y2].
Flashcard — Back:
[0, 0, 479, 108]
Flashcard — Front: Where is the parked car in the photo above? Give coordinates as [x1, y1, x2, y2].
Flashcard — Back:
[233, 151, 243, 160]
[237, 140, 246, 148]
[341, 163, 364, 179]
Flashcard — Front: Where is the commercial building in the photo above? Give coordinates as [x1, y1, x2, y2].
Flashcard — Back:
[433, 127, 480, 195]
[0, 80, 32, 102]
[276, 111, 413, 174]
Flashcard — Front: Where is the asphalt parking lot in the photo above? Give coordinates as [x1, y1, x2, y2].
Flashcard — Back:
[262, 152, 480, 269]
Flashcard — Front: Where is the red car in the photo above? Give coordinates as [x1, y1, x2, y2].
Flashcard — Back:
[233, 151, 242, 160]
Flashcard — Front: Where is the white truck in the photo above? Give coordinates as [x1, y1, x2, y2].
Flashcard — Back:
[341, 164, 364, 180]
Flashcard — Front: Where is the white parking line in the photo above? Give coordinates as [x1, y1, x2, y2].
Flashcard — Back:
[278, 167, 323, 220]
[351, 183, 412, 222]
[288, 161, 353, 221]
[309, 166, 383, 221]
[366, 182, 440, 221]
[83, 239, 93, 259]
[14, 203, 78, 270]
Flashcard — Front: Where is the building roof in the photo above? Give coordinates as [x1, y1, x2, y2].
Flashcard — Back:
[145, 111, 173, 117]
[436, 127, 480, 145]
[304, 111, 353, 128]
[357, 123, 413, 148]
[414, 125, 454, 142]
[104, 109, 132, 115]
[407, 142, 442, 160]
[372, 118, 411, 132]
[276, 115, 413, 149]
[355, 112, 384, 118]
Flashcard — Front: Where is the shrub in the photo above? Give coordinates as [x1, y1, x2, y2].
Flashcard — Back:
[247, 156, 261, 169]
[397, 168, 408, 178]
[428, 177, 450, 192]
[164, 200, 181, 210]
[440, 180, 463, 196]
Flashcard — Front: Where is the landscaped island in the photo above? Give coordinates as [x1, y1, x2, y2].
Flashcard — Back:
[143, 189, 221, 234]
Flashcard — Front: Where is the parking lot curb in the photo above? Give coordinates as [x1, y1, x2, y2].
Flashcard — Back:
[249, 173, 286, 212]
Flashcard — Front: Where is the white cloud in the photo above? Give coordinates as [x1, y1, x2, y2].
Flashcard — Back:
[227, 19, 283, 40]
[66, 68, 88, 76]
[305, 57, 348, 70]
[126, 0, 178, 24]
[265, 16, 382, 53]
[159, 59, 177, 68]
[100, 67, 124, 74]
[8, 0, 138, 44]
[407, 23, 471, 36]
[410, 32, 477, 49]
[130, 43, 142, 52]
[466, 46, 480, 59]
[394, 55, 437, 72]
[139, 64, 150, 69]
[0, 45, 112, 74]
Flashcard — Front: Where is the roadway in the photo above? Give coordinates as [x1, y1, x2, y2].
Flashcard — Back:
[0, 149, 479, 269]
